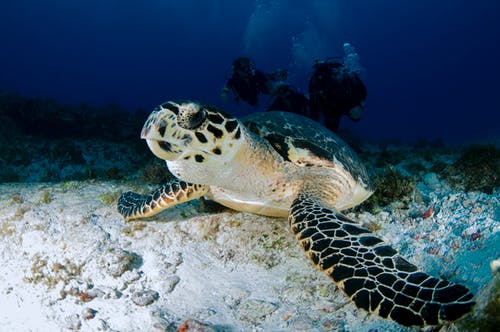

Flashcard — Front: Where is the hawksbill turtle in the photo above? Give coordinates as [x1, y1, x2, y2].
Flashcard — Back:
[118, 100, 474, 327]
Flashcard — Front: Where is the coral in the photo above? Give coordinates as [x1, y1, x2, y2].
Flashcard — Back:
[106, 167, 121, 179]
[429, 160, 448, 174]
[444, 145, 500, 194]
[140, 159, 174, 184]
[100, 248, 141, 278]
[362, 166, 416, 210]
[0, 92, 23, 141]
[0, 91, 148, 141]
[0, 171, 20, 182]
[50, 140, 85, 165]
[402, 161, 427, 175]
[374, 149, 407, 168]
[131, 289, 159, 306]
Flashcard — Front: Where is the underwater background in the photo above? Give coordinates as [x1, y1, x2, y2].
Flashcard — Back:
[0, 1, 499, 331]
[1, 0, 499, 144]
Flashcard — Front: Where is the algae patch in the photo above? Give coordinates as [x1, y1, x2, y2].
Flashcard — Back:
[363, 166, 416, 210]
[444, 144, 500, 194]
[39, 190, 52, 204]
[24, 254, 83, 289]
[98, 191, 121, 205]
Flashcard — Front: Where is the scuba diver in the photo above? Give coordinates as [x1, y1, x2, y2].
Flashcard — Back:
[267, 83, 310, 117]
[308, 52, 367, 133]
[267, 53, 367, 134]
[221, 57, 287, 106]
[222, 45, 367, 134]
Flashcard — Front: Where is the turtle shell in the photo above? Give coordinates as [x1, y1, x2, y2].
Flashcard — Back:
[243, 111, 373, 191]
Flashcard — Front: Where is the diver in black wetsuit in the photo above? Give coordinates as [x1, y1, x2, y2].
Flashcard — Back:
[221, 57, 287, 107]
[268, 83, 310, 117]
[221, 54, 367, 134]
[308, 58, 367, 133]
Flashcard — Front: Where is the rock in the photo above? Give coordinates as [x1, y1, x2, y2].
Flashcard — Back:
[100, 248, 139, 278]
[238, 299, 278, 323]
[223, 288, 249, 308]
[64, 314, 81, 330]
[423, 172, 441, 188]
[82, 308, 97, 320]
[92, 286, 122, 299]
[164, 275, 180, 293]
[121, 269, 143, 289]
[172, 252, 184, 267]
[131, 289, 159, 306]
[85, 288, 105, 300]
[177, 318, 216, 332]
[286, 315, 315, 330]
[150, 309, 177, 332]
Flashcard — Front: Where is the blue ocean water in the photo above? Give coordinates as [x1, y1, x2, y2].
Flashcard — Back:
[0, 0, 499, 143]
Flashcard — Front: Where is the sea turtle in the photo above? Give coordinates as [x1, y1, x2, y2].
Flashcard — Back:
[118, 100, 474, 327]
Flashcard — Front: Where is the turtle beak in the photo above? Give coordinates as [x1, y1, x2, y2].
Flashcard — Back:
[140, 125, 150, 139]
[140, 111, 180, 160]
[145, 138, 177, 161]
[141, 114, 166, 141]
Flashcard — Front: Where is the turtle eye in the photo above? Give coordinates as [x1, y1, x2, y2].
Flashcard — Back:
[177, 103, 207, 130]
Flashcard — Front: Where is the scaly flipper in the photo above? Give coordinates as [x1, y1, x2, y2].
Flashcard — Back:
[289, 193, 474, 327]
[118, 179, 209, 221]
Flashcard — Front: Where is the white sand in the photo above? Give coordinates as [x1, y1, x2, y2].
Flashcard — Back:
[0, 180, 498, 332]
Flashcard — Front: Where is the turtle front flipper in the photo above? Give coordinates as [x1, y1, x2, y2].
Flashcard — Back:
[118, 179, 209, 221]
[289, 193, 474, 327]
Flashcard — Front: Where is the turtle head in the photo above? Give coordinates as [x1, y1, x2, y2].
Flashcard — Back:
[141, 100, 243, 165]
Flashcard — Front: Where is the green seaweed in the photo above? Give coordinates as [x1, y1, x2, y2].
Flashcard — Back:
[10, 193, 23, 204]
[122, 223, 148, 237]
[429, 160, 448, 174]
[61, 181, 83, 191]
[140, 159, 173, 184]
[98, 191, 121, 205]
[402, 161, 427, 176]
[40, 190, 52, 204]
[374, 149, 407, 168]
[362, 166, 416, 210]
[0, 222, 15, 237]
[444, 145, 500, 194]
[106, 167, 121, 180]
[50, 140, 85, 165]
[0, 171, 20, 182]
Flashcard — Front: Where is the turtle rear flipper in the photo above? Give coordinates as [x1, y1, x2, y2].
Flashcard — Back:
[289, 193, 474, 327]
[118, 179, 209, 221]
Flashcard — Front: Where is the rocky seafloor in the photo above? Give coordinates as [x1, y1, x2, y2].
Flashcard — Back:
[0, 93, 499, 331]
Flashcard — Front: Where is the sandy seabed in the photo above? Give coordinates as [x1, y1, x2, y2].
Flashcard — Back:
[0, 178, 498, 332]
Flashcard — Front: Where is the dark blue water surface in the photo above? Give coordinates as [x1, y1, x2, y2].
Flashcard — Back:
[1, 0, 499, 143]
